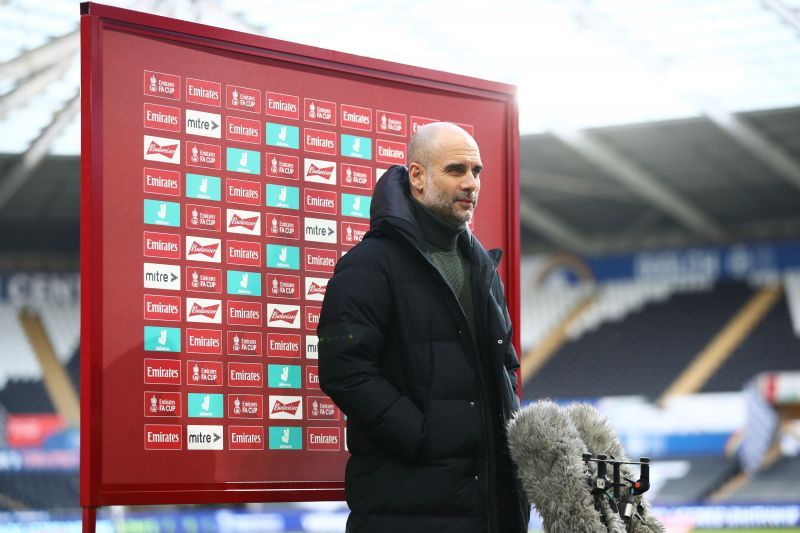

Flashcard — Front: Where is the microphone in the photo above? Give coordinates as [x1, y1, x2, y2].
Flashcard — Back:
[566, 403, 665, 533]
[507, 400, 626, 532]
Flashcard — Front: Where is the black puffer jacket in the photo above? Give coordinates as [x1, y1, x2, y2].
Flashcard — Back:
[318, 165, 530, 533]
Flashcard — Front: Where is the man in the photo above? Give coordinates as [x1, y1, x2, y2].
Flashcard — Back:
[318, 122, 530, 532]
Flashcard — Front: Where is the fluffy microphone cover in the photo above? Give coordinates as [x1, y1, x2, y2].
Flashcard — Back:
[566, 403, 666, 533]
[507, 400, 626, 533]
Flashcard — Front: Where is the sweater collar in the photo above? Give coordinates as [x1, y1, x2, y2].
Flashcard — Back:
[410, 195, 467, 251]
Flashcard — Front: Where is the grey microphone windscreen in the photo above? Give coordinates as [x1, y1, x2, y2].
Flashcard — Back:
[507, 400, 626, 533]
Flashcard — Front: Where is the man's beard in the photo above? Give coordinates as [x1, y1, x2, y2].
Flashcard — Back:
[422, 175, 477, 225]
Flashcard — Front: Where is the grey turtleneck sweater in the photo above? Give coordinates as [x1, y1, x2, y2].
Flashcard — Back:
[410, 197, 476, 336]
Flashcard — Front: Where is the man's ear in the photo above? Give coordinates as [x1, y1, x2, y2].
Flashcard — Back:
[408, 162, 426, 195]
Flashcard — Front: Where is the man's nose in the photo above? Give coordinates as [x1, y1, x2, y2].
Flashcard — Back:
[461, 173, 479, 190]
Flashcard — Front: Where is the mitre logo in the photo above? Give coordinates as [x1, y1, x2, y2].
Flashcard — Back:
[144, 70, 181, 100]
[267, 304, 300, 329]
[187, 298, 222, 324]
[376, 110, 407, 137]
[144, 135, 180, 164]
[341, 104, 372, 132]
[269, 396, 303, 420]
[304, 217, 337, 244]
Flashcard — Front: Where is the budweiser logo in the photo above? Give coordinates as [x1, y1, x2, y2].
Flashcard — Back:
[307, 164, 333, 178]
[189, 242, 219, 257]
[147, 141, 177, 157]
[270, 308, 298, 323]
[189, 302, 219, 319]
[229, 214, 258, 230]
[307, 282, 326, 296]
[271, 399, 300, 415]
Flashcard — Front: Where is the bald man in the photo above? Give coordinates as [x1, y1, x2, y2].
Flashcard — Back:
[319, 123, 530, 533]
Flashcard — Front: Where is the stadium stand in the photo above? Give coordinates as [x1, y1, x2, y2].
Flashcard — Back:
[520, 282, 593, 350]
[522, 281, 755, 400]
[701, 293, 800, 393]
[651, 457, 740, 506]
[721, 456, 800, 503]
[35, 304, 80, 365]
[0, 472, 78, 510]
[0, 305, 42, 388]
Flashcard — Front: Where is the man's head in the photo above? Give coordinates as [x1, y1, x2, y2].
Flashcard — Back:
[407, 122, 482, 226]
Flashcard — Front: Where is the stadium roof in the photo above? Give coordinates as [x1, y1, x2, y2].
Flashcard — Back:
[1, 0, 799, 257]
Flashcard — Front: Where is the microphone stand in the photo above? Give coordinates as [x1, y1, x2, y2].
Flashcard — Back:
[582, 453, 651, 533]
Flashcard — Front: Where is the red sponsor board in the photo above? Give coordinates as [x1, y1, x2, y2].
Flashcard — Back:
[226, 85, 261, 114]
[376, 110, 407, 137]
[306, 365, 320, 390]
[341, 221, 369, 247]
[186, 141, 221, 170]
[186, 77, 221, 107]
[265, 213, 299, 240]
[144, 391, 182, 417]
[266, 274, 300, 299]
[375, 139, 406, 165]
[226, 239, 261, 267]
[340, 163, 372, 191]
[226, 116, 261, 144]
[228, 362, 263, 388]
[304, 247, 337, 274]
[143, 70, 181, 101]
[303, 98, 336, 125]
[341, 104, 372, 132]
[265, 91, 299, 120]
[307, 427, 341, 451]
[304, 188, 337, 216]
[144, 424, 182, 450]
[306, 396, 341, 421]
[227, 300, 262, 326]
[304, 277, 328, 300]
[265, 152, 299, 180]
[143, 102, 180, 132]
[267, 333, 301, 358]
[143, 231, 180, 260]
[144, 358, 181, 385]
[143, 294, 181, 322]
[228, 394, 263, 419]
[185, 266, 222, 293]
[186, 328, 223, 355]
[303, 128, 336, 156]
[187, 360, 223, 386]
[226, 178, 261, 207]
[227, 330, 262, 357]
[410, 115, 438, 133]
[229, 425, 264, 450]
[143, 167, 181, 197]
[305, 306, 321, 331]
[185, 204, 221, 232]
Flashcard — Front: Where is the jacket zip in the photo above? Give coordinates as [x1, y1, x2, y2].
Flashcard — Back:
[412, 242, 500, 533]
